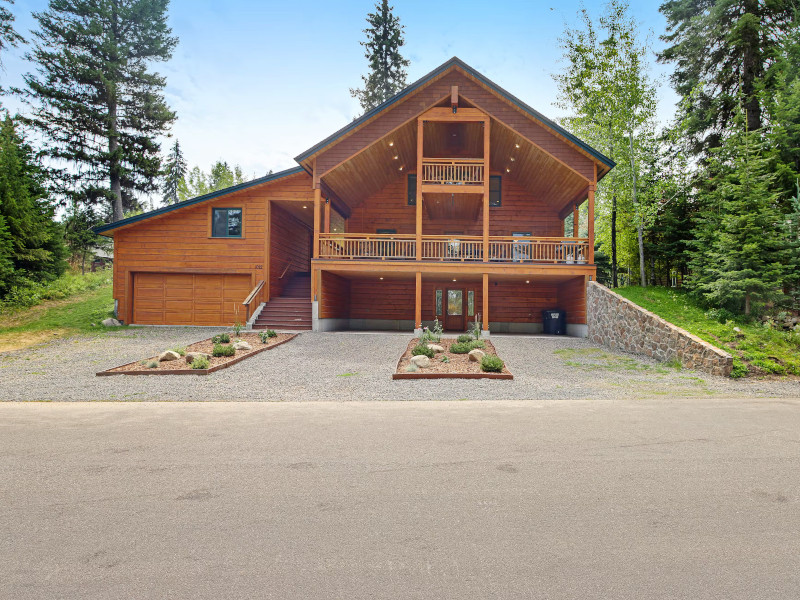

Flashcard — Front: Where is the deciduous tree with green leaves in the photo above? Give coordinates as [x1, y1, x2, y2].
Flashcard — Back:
[18, 0, 177, 222]
[177, 161, 248, 201]
[350, 0, 410, 114]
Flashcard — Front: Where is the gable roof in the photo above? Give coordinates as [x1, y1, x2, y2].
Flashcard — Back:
[93, 166, 305, 235]
[295, 56, 614, 170]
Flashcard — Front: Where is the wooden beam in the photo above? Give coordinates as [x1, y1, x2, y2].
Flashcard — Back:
[482, 119, 490, 261]
[312, 158, 320, 189]
[588, 164, 596, 265]
[573, 206, 579, 238]
[451, 85, 458, 112]
[264, 200, 271, 302]
[313, 187, 321, 260]
[416, 118, 423, 261]
[415, 271, 422, 329]
[419, 107, 488, 122]
[558, 185, 590, 220]
[313, 260, 598, 278]
[482, 273, 489, 332]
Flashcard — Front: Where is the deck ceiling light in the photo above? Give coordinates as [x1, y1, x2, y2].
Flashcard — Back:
[379, 277, 384, 280]
[452, 278, 457, 282]
[506, 168, 511, 173]
[526, 280, 530, 284]
[302, 205, 307, 208]
[388, 141, 394, 147]
[510, 157, 515, 162]
[399, 165, 404, 171]
[515, 143, 520, 149]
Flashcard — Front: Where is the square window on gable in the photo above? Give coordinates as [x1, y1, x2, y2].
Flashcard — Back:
[212, 208, 243, 238]
[489, 175, 502, 207]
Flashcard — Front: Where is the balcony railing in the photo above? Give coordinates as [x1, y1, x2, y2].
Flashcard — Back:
[318, 234, 590, 264]
[421, 158, 484, 186]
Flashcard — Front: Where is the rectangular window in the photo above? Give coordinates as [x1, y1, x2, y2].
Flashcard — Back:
[489, 175, 502, 207]
[407, 174, 417, 205]
[447, 290, 463, 316]
[376, 229, 397, 234]
[435, 289, 443, 316]
[212, 208, 242, 238]
[468, 290, 474, 317]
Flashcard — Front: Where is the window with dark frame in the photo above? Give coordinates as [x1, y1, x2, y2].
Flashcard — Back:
[407, 174, 417, 205]
[212, 208, 243, 238]
[489, 175, 502, 207]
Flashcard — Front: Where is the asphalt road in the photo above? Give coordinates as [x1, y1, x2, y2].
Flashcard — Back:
[2, 399, 799, 599]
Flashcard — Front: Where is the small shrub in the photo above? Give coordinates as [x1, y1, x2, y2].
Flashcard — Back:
[420, 327, 435, 343]
[259, 331, 269, 344]
[731, 359, 748, 378]
[469, 339, 485, 350]
[191, 355, 210, 370]
[405, 363, 419, 372]
[169, 346, 186, 357]
[481, 355, 504, 373]
[450, 342, 472, 354]
[457, 334, 474, 344]
[440, 355, 450, 363]
[212, 343, 236, 358]
[411, 344, 435, 358]
[266, 329, 277, 338]
[232, 321, 243, 337]
[211, 333, 230, 344]
[146, 360, 159, 369]
[432, 317, 443, 342]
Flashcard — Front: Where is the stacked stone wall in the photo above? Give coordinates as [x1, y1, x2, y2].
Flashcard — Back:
[586, 282, 733, 377]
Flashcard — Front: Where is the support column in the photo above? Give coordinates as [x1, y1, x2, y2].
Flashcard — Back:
[482, 118, 491, 261]
[416, 118, 423, 260]
[264, 200, 271, 302]
[313, 187, 321, 259]
[588, 166, 596, 265]
[573, 205, 580, 238]
[414, 271, 422, 332]
[482, 272, 489, 334]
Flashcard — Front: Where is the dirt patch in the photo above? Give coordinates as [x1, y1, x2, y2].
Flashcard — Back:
[0, 329, 69, 354]
[102, 332, 295, 374]
[395, 338, 512, 379]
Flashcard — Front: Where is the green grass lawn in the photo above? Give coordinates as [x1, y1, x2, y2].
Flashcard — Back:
[0, 272, 119, 352]
[614, 286, 800, 378]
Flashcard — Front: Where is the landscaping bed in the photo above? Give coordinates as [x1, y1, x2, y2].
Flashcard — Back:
[393, 337, 513, 380]
[97, 332, 296, 376]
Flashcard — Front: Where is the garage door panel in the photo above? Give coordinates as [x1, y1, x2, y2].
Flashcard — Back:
[133, 273, 249, 326]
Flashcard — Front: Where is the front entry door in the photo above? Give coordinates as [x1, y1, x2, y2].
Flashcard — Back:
[445, 289, 464, 332]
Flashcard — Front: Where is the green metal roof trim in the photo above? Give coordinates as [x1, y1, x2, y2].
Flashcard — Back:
[92, 166, 305, 235]
[295, 57, 615, 170]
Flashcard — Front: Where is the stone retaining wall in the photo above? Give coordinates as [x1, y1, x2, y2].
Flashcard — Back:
[586, 282, 733, 377]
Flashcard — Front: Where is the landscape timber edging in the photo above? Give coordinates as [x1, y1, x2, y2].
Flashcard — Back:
[586, 281, 733, 377]
[96, 334, 297, 376]
[391, 349, 513, 380]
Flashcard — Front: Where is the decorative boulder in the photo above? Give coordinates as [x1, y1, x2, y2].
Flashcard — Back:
[102, 318, 122, 327]
[427, 344, 444, 353]
[158, 350, 181, 362]
[185, 352, 211, 365]
[232, 341, 252, 351]
[410, 355, 431, 368]
[468, 349, 485, 362]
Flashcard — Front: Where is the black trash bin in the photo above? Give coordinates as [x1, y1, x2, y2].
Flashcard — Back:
[542, 309, 567, 335]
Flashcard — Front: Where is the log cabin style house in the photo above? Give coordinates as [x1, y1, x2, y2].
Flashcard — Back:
[95, 58, 614, 336]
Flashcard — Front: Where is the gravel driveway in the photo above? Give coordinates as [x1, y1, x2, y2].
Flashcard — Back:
[0, 328, 796, 401]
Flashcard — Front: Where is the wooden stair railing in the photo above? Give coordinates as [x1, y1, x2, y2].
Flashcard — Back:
[242, 280, 265, 322]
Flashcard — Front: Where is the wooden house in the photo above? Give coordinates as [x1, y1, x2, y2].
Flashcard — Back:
[95, 58, 614, 335]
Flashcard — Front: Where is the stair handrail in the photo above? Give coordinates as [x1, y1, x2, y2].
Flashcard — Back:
[242, 280, 265, 322]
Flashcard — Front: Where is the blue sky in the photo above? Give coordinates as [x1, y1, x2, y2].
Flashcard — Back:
[2, 0, 677, 184]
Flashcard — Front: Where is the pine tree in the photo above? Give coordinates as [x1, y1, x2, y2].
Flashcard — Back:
[658, 0, 795, 155]
[162, 139, 187, 205]
[19, 0, 177, 222]
[63, 202, 105, 274]
[0, 0, 23, 70]
[349, 0, 410, 114]
[0, 114, 66, 292]
[688, 123, 789, 314]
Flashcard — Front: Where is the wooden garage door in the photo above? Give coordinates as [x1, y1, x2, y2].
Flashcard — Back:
[133, 273, 251, 326]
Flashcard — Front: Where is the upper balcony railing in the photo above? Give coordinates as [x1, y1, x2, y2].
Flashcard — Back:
[318, 234, 590, 265]
[421, 158, 484, 186]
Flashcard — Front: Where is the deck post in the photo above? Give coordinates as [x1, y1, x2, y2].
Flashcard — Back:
[416, 118, 423, 260]
[482, 273, 489, 335]
[588, 164, 596, 265]
[414, 271, 422, 333]
[482, 118, 490, 261]
[264, 200, 271, 303]
[573, 205, 579, 238]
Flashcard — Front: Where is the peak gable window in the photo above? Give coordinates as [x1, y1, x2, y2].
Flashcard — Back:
[212, 208, 243, 238]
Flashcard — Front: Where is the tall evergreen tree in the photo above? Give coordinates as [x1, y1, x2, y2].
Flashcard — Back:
[0, 0, 23, 70]
[349, 0, 410, 114]
[63, 201, 105, 274]
[162, 139, 186, 205]
[688, 121, 789, 314]
[658, 0, 795, 155]
[0, 114, 66, 293]
[19, 0, 177, 222]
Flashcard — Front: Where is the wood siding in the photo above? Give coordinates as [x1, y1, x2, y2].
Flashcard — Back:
[112, 171, 312, 324]
[557, 276, 587, 324]
[320, 271, 350, 319]
[270, 203, 312, 300]
[314, 69, 595, 181]
[346, 172, 563, 237]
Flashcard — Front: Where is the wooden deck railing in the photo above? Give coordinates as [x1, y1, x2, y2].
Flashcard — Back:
[421, 158, 484, 186]
[242, 280, 265, 321]
[318, 234, 590, 264]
